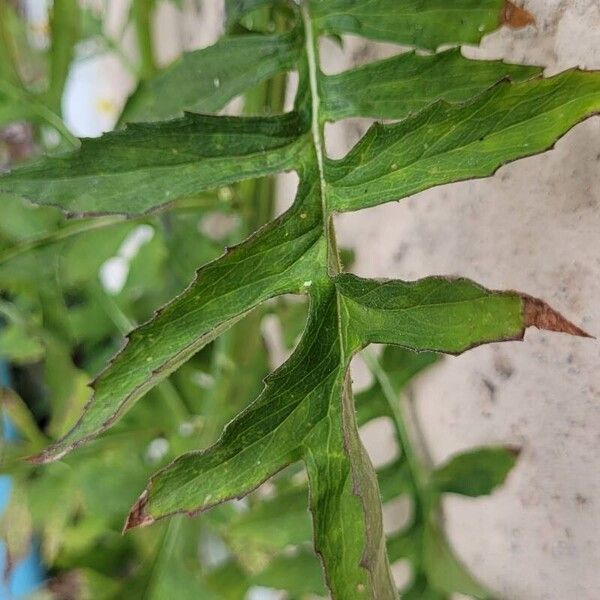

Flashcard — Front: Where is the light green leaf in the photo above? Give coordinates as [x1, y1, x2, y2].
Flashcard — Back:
[222, 484, 312, 570]
[0, 112, 308, 215]
[310, 0, 506, 49]
[251, 550, 326, 596]
[328, 71, 600, 212]
[121, 32, 301, 123]
[322, 48, 541, 121]
[0, 322, 44, 363]
[120, 518, 215, 600]
[0, 389, 46, 448]
[432, 446, 519, 497]
[356, 346, 438, 426]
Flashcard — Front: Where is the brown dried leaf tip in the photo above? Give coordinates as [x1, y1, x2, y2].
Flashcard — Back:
[523, 295, 592, 338]
[502, 1, 535, 28]
[506, 445, 522, 458]
[123, 490, 155, 532]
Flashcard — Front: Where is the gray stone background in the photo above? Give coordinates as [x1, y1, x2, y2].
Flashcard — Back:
[65, 1, 600, 598]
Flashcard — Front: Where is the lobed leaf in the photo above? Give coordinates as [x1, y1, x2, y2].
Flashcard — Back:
[120, 32, 301, 122]
[0, 112, 308, 215]
[327, 70, 600, 212]
[322, 48, 541, 121]
[310, 0, 507, 50]
[337, 273, 588, 354]
[31, 194, 324, 464]
[123, 284, 342, 530]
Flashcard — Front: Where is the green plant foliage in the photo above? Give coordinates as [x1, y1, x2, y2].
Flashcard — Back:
[1, 1, 596, 598]
[310, 0, 508, 49]
[121, 31, 301, 123]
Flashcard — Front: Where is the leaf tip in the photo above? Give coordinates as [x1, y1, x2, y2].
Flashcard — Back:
[123, 490, 154, 532]
[505, 444, 522, 459]
[502, 1, 536, 28]
[522, 295, 593, 339]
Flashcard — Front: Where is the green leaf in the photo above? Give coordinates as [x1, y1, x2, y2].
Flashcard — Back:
[120, 32, 301, 123]
[432, 446, 519, 497]
[222, 484, 312, 570]
[322, 48, 541, 121]
[328, 71, 600, 212]
[0, 112, 308, 215]
[0, 322, 44, 363]
[225, 0, 275, 29]
[251, 550, 326, 596]
[120, 519, 216, 600]
[310, 0, 506, 49]
[356, 346, 437, 426]
[31, 196, 323, 463]
[0, 389, 46, 448]
[47, 0, 81, 112]
[337, 274, 588, 354]
[125, 283, 397, 597]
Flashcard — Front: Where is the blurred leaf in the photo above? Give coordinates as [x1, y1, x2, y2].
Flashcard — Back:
[222, 484, 312, 570]
[0, 321, 44, 364]
[0, 480, 34, 572]
[0, 388, 46, 448]
[121, 31, 300, 122]
[432, 446, 519, 497]
[251, 550, 325, 596]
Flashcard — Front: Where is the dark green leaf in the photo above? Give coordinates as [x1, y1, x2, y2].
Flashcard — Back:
[310, 0, 506, 49]
[0, 112, 308, 215]
[322, 48, 541, 121]
[121, 32, 301, 123]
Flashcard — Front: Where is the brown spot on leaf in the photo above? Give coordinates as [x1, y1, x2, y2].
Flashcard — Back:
[522, 295, 592, 338]
[123, 490, 154, 532]
[502, 1, 535, 28]
[506, 445, 522, 458]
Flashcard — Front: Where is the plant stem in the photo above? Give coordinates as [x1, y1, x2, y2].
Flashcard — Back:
[47, 0, 80, 114]
[132, 0, 157, 80]
[362, 350, 432, 503]
[0, 80, 79, 147]
[0, 0, 22, 87]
